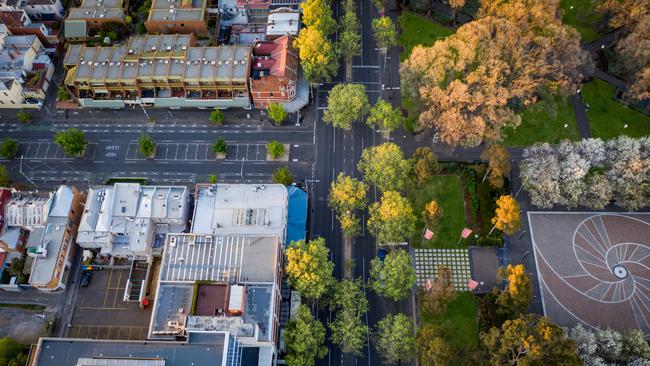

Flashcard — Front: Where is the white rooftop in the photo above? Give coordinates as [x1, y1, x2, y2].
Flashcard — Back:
[191, 184, 288, 238]
[5, 191, 52, 228]
[266, 12, 299, 36]
[160, 233, 279, 283]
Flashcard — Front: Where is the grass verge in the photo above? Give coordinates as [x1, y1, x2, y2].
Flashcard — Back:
[408, 175, 467, 249]
[581, 79, 650, 139]
[502, 96, 580, 146]
[559, 0, 603, 43]
[421, 292, 479, 364]
[398, 12, 454, 61]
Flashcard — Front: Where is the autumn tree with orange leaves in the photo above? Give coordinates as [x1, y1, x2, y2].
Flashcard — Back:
[496, 264, 532, 317]
[492, 195, 521, 235]
[400, 0, 590, 146]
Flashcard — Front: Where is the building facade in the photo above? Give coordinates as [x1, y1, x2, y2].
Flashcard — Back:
[0, 25, 54, 108]
[145, 0, 210, 35]
[63, 34, 252, 109]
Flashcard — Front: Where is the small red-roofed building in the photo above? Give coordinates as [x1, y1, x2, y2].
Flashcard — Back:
[249, 34, 299, 110]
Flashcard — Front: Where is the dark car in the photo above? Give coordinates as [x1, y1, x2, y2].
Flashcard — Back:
[378, 248, 387, 262]
[80, 271, 92, 287]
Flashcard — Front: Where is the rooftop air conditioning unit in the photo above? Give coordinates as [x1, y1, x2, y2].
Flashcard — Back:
[151, 46, 156, 51]
[166, 46, 172, 51]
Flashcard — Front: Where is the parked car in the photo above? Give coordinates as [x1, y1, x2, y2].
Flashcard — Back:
[378, 248, 387, 262]
[80, 271, 92, 287]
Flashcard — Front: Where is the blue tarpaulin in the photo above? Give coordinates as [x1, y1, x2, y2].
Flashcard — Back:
[286, 186, 308, 247]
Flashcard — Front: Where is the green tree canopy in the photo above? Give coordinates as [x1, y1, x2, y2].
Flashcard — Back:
[372, 16, 398, 49]
[369, 248, 416, 301]
[284, 238, 334, 299]
[57, 86, 70, 101]
[138, 134, 156, 158]
[366, 99, 404, 132]
[0, 139, 18, 159]
[358, 142, 411, 192]
[329, 278, 369, 356]
[411, 147, 440, 186]
[375, 313, 415, 364]
[212, 137, 227, 155]
[210, 110, 223, 126]
[272, 166, 293, 185]
[285, 305, 328, 366]
[339, 0, 361, 81]
[16, 110, 31, 124]
[0, 337, 26, 366]
[483, 314, 580, 366]
[267, 102, 287, 125]
[323, 83, 370, 130]
[368, 191, 416, 244]
[54, 128, 88, 156]
[415, 325, 453, 366]
[0, 165, 8, 186]
[267, 140, 285, 159]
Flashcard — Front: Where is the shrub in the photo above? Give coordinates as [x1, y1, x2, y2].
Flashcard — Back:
[212, 137, 227, 155]
[138, 134, 155, 158]
[210, 110, 223, 126]
[16, 110, 31, 124]
[267, 101, 287, 125]
[267, 140, 285, 159]
[0, 139, 18, 159]
[273, 166, 292, 185]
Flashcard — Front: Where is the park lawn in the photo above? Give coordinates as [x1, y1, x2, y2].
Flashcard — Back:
[559, 0, 602, 42]
[408, 175, 468, 249]
[399, 11, 454, 61]
[421, 292, 479, 365]
[502, 97, 580, 146]
[581, 79, 650, 139]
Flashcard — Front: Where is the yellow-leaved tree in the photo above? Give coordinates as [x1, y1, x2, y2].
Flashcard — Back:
[285, 238, 334, 300]
[491, 195, 521, 235]
[496, 264, 532, 316]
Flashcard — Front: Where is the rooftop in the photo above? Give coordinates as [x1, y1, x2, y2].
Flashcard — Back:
[31, 336, 226, 366]
[266, 11, 299, 36]
[148, 0, 207, 21]
[28, 186, 75, 287]
[160, 234, 279, 283]
[191, 184, 288, 236]
[5, 191, 52, 228]
[64, 36, 251, 84]
[66, 0, 125, 21]
[77, 183, 189, 255]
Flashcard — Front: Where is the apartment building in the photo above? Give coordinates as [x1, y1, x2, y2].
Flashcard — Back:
[0, 0, 65, 20]
[63, 34, 252, 109]
[0, 186, 84, 291]
[0, 10, 61, 51]
[26, 186, 84, 291]
[63, 0, 126, 40]
[76, 183, 190, 259]
[249, 35, 298, 110]
[145, 0, 210, 35]
[0, 24, 54, 108]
